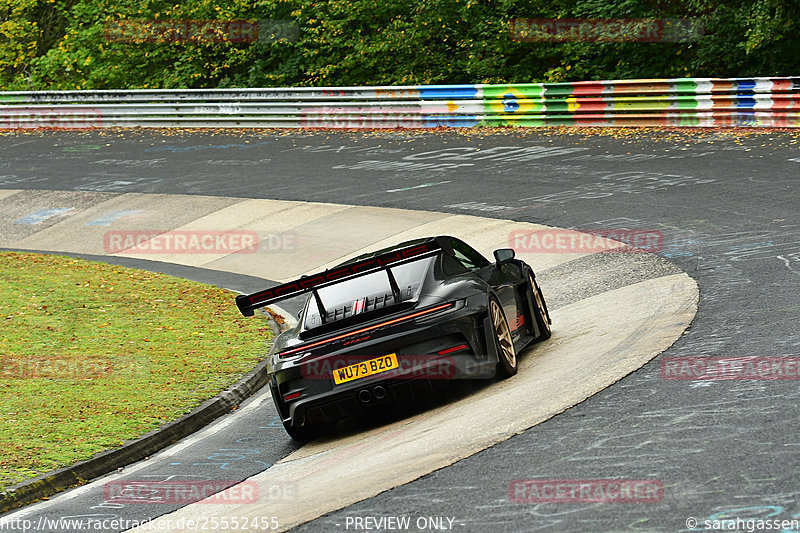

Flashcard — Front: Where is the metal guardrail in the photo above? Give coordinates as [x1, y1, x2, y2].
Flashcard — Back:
[1, 77, 799, 129]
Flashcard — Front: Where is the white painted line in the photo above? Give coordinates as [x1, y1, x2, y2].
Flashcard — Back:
[125, 272, 698, 532]
[386, 181, 450, 193]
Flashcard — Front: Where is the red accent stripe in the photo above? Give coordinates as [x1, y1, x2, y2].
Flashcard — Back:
[279, 303, 454, 358]
[283, 392, 301, 401]
[437, 344, 469, 355]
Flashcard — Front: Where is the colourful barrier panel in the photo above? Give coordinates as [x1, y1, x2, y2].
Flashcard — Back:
[479, 76, 800, 126]
[0, 76, 798, 129]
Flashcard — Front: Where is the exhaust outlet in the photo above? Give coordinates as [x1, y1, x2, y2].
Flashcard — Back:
[357, 389, 372, 403]
[373, 385, 387, 400]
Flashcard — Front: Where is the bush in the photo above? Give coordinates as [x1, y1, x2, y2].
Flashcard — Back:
[1, 0, 797, 90]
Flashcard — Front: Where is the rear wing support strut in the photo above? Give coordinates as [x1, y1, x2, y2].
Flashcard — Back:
[311, 289, 327, 324]
[385, 265, 402, 305]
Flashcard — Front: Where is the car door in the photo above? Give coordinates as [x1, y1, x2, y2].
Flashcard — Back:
[493, 259, 526, 340]
[449, 238, 521, 337]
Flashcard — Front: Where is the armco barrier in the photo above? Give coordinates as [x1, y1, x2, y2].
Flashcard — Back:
[1, 76, 798, 129]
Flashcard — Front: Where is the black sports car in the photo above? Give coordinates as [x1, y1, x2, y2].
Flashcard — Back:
[236, 235, 551, 439]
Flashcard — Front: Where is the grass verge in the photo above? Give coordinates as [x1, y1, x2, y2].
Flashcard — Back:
[0, 251, 272, 489]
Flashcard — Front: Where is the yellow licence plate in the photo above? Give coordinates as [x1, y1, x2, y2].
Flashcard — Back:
[332, 353, 399, 385]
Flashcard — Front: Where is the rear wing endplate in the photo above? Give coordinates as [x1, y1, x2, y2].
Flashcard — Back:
[236, 240, 442, 317]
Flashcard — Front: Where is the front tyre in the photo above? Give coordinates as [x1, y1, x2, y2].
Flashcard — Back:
[489, 296, 517, 378]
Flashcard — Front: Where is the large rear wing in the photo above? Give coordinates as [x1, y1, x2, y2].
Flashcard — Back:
[236, 239, 442, 317]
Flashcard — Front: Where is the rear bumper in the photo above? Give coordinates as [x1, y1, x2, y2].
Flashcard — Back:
[280, 354, 496, 427]
[270, 305, 499, 428]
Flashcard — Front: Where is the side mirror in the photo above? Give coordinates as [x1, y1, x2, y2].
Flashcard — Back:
[493, 248, 515, 265]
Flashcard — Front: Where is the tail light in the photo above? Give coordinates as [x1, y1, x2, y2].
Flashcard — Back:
[278, 302, 454, 359]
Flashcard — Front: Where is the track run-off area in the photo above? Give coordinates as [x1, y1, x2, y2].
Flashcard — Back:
[0, 128, 798, 532]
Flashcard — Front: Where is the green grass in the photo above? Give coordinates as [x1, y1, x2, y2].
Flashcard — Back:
[0, 251, 272, 489]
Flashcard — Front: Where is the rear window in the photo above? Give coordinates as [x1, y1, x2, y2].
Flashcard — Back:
[303, 257, 433, 329]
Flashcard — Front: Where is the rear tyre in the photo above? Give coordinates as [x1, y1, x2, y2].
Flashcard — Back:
[283, 421, 327, 441]
[527, 271, 551, 341]
[270, 383, 331, 440]
[489, 296, 517, 378]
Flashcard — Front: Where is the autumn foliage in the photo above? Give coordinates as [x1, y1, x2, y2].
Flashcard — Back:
[1, 0, 798, 90]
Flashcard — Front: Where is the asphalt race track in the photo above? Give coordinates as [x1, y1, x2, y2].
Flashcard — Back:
[1, 128, 799, 532]
[0, 191, 696, 533]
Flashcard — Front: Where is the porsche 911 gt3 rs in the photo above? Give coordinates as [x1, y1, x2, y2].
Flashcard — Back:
[236, 235, 551, 439]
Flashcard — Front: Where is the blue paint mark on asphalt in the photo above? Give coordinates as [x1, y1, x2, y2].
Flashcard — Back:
[85, 209, 143, 226]
[727, 241, 773, 252]
[14, 208, 78, 225]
